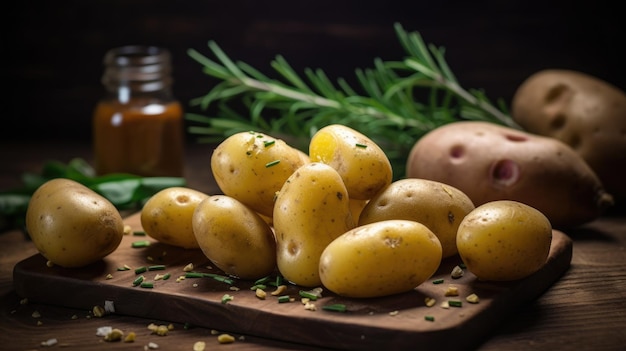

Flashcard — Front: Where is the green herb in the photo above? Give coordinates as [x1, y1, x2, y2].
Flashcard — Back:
[355, 143, 367, 148]
[432, 278, 444, 284]
[221, 294, 234, 304]
[265, 160, 280, 168]
[148, 265, 166, 271]
[184, 272, 205, 278]
[0, 158, 186, 233]
[133, 231, 146, 236]
[162, 273, 171, 280]
[134, 266, 148, 274]
[131, 240, 151, 248]
[277, 295, 292, 303]
[322, 304, 347, 312]
[264, 140, 275, 147]
[298, 290, 319, 301]
[185, 23, 520, 179]
[140, 282, 154, 289]
[132, 275, 145, 287]
[449, 300, 463, 307]
[425, 315, 435, 322]
[254, 276, 271, 285]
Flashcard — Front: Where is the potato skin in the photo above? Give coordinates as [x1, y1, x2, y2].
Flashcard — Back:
[406, 121, 613, 228]
[25, 178, 124, 268]
[309, 124, 393, 200]
[358, 178, 475, 258]
[457, 200, 552, 281]
[273, 162, 355, 287]
[512, 69, 626, 203]
[211, 131, 307, 217]
[319, 220, 442, 298]
[140, 187, 209, 249]
[192, 195, 277, 280]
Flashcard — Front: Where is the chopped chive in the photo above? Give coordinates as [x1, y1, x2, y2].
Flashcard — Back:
[185, 272, 205, 278]
[322, 304, 347, 312]
[277, 295, 291, 303]
[264, 140, 275, 147]
[148, 265, 166, 271]
[211, 275, 234, 285]
[425, 315, 435, 322]
[299, 290, 319, 301]
[432, 278, 444, 284]
[162, 273, 171, 280]
[449, 300, 463, 307]
[459, 263, 466, 269]
[255, 276, 271, 285]
[131, 240, 151, 248]
[132, 275, 145, 286]
[265, 160, 280, 168]
[221, 294, 234, 304]
[140, 282, 154, 288]
[133, 231, 146, 236]
[250, 284, 266, 290]
[355, 143, 367, 148]
[134, 266, 147, 274]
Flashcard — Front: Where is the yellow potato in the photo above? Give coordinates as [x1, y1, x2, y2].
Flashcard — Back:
[319, 220, 442, 298]
[309, 124, 392, 200]
[25, 178, 124, 268]
[358, 178, 475, 258]
[456, 200, 552, 281]
[211, 131, 307, 217]
[273, 162, 355, 287]
[140, 187, 209, 249]
[192, 195, 277, 280]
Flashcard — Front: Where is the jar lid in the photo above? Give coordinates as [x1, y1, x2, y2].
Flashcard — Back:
[102, 45, 173, 91]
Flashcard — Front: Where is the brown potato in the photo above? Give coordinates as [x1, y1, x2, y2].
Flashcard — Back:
[406, 121, 614, 228]
[511, 69, 626, 204]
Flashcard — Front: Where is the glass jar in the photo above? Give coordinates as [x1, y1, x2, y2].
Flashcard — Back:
[92, 45, 184, 177]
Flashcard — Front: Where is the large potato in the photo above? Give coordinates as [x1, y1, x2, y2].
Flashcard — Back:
[192, 195, 277, 280]
[273, 162, 355, 287]
[25, 178, 124, 268]
[309, 124, 392, 200]
[457, 200, 552, 281]
[319, 220, 442, 298]
[358, 178, 475, 258]
[140, 187, 209, 249]
[211, 131, 307, 217]
[406, 121, 614, 228]
[512, 69, 626, 203]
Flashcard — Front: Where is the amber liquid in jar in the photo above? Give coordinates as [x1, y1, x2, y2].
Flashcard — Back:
[92, 46, 184, 177]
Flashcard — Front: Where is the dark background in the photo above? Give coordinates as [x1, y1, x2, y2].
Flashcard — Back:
[3, 0, 625, 143]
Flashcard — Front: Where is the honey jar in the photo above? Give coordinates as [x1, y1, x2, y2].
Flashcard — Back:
[92, 45, 184, 177]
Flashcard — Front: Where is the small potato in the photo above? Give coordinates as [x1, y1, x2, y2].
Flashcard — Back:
[512, 69, 626, 203]
[192, 195, 277, 280]
[309, 124, 393, 200]
[140, 187, 209, 249]
[273, 162, 355, 287]
[456, 200, 552, 281]
[211, 131, 307, 217]
[319, 220, 442, 298]
[406, 121, 614, 228]
[25, 178, 124, 268]
[358, 178, 475, 258]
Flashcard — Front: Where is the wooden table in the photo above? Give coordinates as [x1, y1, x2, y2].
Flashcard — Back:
[1, 141, 625, 350]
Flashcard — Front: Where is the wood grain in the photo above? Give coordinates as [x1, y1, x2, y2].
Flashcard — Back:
[12, 213, 572, 350]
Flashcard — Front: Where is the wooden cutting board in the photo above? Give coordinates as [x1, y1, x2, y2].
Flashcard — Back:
[13, 213, 572, 350]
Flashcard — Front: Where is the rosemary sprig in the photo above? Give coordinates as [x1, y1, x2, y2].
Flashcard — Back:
[186, 22, 521, 178]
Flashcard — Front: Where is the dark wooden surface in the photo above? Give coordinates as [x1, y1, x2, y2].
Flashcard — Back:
[1, 141, 626, 350]
[11, 211, 573, 350]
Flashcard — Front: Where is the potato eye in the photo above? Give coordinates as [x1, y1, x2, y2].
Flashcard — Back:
[491, 159, 520, 187]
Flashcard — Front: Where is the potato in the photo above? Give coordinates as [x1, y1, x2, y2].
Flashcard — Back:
[273, 162, 355, 287]
[511, 69, 626, 203]
[456, 200, 552, 281]
[140, 187, 209, 249]
[406, 121, 614, 228]
[211, 131, 307, 217]
[358, 178, 475, 258]
[319, 220, 442, 298]
[192, 195, 277, 279]
[25, 178, 124, 268]
[309, 124, 392, 200]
